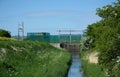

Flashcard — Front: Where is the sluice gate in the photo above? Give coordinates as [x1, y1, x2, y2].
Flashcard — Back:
[60, 43, 80, 54]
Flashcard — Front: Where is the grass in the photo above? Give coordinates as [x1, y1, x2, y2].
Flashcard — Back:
[0, 41, 71, 77]
[80, 51, 105, 77]
[0, 37, 16, 41]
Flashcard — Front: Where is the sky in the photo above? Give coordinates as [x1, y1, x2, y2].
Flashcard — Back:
[0, 0, 117, 36]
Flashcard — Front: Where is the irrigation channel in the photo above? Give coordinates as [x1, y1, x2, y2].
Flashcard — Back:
[68, 54, 83, 77]
[58, 42, 83, 77]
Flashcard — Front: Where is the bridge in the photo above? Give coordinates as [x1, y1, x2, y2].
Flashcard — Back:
[58, 29, 81, 54]
[51, 29, 81, 54]
[60, 42, 80, 54]
[51, 42, 80, 54]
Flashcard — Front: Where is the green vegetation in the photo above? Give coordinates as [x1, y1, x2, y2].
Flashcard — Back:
[0, 41, 71, 77]
[81, 0, 120, 77]
[0, 29, 11, 38]
[0, 37, 16, 41]
[82, 61, 105, 77]
[80, 51, 105, 77]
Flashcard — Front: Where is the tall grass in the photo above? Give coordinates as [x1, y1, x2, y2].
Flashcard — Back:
[80, 51, 105, 77]
[0, 37, 16, 41]
[0, 41, 71, 77]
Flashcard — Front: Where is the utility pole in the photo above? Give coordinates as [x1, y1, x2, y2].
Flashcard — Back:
[18, 22, 24, 40]
[70, 30, 72, 44]
[58, 30, 61, 43]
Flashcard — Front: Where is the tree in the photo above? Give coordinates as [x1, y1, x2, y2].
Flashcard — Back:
[0, 29, 11, 38]
[85, 0, 120, 76]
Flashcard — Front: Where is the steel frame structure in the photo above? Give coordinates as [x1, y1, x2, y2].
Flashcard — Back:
[57, 30, 82, 43]
[18, 22, 24, 40]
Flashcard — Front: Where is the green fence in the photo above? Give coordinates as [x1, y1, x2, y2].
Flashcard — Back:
[27, 33, 81, 43]
[27, 32, 50, 43]
[50, 35, 59, 43]
[50, 34, 81, 43]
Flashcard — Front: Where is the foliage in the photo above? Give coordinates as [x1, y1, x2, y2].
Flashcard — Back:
[0, 29, 11, 38]
[0, 37, 16, 41]
[80, 36, 93, 51]
[82, 0, 120, 76]
[0, 41, 71, 77]
[80, 51, 105, 77]
[111, 62, 120, 77]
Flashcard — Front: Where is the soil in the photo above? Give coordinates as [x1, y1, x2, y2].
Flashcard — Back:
[86, 52, 98, 64]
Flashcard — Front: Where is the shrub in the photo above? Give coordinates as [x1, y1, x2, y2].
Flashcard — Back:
[0, 29, 11, 38]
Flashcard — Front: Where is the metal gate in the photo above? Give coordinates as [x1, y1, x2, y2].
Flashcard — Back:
[60, 43, 80, 54]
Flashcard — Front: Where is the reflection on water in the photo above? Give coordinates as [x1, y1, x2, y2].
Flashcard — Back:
[68, 54, 82, 77]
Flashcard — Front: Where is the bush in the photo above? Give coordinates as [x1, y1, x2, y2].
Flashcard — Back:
[84, 0, 120, 76]
[0, 29, 11, 38]
[111, 62, 120, 77]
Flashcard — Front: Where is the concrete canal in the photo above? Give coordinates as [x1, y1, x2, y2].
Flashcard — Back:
[68, 54, 83, 77]
[57, 42, 82, 77]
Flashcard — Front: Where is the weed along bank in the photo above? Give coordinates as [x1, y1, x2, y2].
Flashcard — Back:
[0, 41, 71, 77]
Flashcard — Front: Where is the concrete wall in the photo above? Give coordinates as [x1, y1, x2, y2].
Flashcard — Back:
[50, 43, 61, 48]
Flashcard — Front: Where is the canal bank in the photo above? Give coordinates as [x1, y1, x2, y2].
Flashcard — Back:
[68, 54, 83, 77]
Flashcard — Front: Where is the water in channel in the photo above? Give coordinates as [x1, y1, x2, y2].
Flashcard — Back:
[68, 54, 83, 77]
